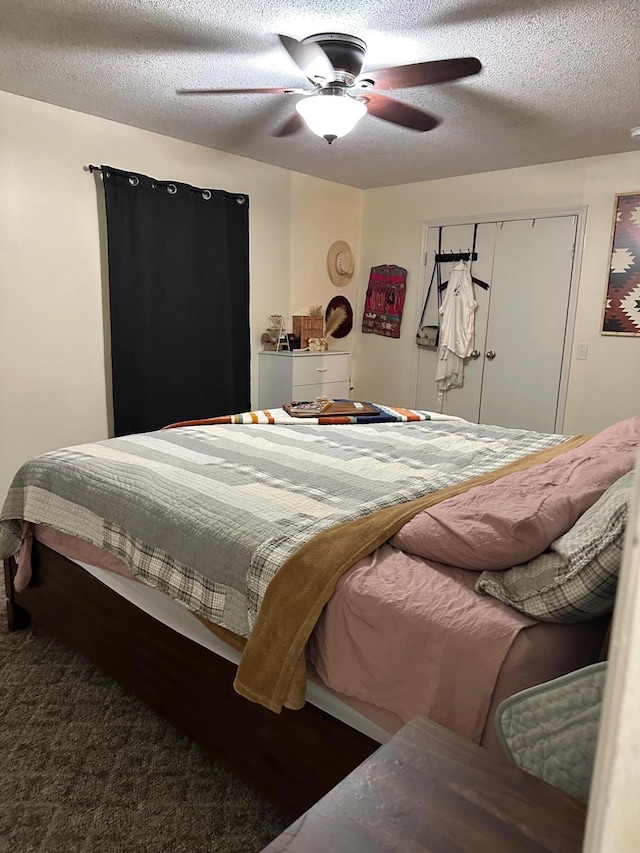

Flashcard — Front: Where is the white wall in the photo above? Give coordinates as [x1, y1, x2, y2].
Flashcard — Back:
[355, 152, 640, 434]
[289, 172, 362, 364]
[0, 90, 362, 499]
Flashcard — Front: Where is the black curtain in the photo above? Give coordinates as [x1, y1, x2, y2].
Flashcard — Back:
[101, 166, 250, 436]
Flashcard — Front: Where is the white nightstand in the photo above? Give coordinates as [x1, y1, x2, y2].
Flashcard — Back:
[258, 351, 350, 410]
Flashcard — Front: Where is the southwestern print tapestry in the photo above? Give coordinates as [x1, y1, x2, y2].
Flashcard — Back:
[362, 264, 407, 338]
[602, 192, 640, 336]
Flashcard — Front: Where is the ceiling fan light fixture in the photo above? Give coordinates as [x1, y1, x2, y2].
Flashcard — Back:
[295, 89, 367, 143]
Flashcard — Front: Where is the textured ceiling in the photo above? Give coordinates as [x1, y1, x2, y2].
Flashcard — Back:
[2, 0, 640, 188]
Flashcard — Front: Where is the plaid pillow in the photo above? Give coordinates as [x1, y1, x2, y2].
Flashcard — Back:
[475, 471, 633, 622]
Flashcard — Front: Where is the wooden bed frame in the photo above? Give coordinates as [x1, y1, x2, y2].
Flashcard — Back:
[4, 541, 378, 819]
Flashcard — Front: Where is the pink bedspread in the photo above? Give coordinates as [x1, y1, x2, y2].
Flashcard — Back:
[308, 543, 536, 743]
[392, 415, 640, 571]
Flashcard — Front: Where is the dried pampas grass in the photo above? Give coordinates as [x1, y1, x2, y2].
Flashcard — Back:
[324, 305, 347, 338]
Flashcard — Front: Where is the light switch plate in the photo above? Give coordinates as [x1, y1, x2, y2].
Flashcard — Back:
[576, 343, 589, 360]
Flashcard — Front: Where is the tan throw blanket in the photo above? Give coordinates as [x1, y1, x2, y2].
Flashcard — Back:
[197, 435, 589, 712]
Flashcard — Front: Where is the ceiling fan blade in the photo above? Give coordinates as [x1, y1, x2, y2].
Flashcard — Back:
[363, 57, 482, 91]
[177, 87, 307, 96]
[273, 113, 306, 138]
[278, 34, 335, 82]
[364, 94, 441, 131]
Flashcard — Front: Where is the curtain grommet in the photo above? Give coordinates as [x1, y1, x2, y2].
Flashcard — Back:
[236, 196, 246, 205]
[128, 176, 139, 187]
[167, 184, 177, 195]
[202, 190, 212, 200]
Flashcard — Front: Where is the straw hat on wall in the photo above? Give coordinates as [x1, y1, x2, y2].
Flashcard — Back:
[327, 241, 354, 286]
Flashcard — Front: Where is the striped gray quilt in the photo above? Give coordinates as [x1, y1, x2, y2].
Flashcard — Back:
[0, 417, 565, 638]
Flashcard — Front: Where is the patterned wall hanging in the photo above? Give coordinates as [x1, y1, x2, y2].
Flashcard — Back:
[601, 192, 640, 336]
[362, 264, 407, 338]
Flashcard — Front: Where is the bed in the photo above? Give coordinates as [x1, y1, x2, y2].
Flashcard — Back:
[2, 405, 635, 817]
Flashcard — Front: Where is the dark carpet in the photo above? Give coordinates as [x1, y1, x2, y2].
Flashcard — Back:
[0, 603, 288, 853]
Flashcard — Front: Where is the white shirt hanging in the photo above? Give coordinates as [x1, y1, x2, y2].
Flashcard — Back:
[435, 262, 477, 403]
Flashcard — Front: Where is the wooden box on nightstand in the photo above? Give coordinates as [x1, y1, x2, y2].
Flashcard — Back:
[292, 316, 324, 349]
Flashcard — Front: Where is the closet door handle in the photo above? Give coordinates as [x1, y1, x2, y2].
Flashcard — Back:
[316, 368, 328, 372]
[470, 350, 481, 360]
[486, 350, 496, 360]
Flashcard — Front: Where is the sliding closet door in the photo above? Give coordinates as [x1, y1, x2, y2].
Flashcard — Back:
[415, 222, 495, 421]
[478, 216, 578, 433]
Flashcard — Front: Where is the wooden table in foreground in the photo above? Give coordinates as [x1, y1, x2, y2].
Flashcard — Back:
[262, 715, 587, 853]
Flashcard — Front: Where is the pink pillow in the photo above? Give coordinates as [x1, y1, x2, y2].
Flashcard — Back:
[391, 416, 639, 571]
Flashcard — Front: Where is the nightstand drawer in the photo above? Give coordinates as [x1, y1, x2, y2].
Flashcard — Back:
[292, 354, 349, 387]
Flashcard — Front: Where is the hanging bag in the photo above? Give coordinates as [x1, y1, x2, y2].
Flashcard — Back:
[415, 228, 442, 349]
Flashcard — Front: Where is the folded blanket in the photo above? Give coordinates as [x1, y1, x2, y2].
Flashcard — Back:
[164, 403, 461, 427]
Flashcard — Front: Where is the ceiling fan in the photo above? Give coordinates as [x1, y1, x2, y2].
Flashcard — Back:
[177, 33, 482, 144]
